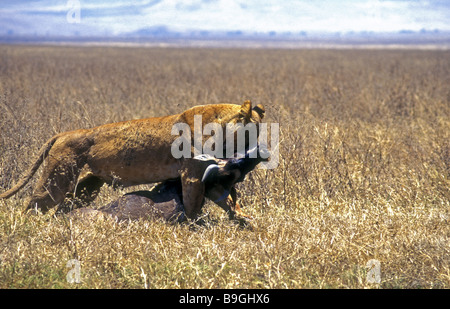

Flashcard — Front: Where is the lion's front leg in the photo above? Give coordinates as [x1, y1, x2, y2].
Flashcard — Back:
[180, 169, 205, 220]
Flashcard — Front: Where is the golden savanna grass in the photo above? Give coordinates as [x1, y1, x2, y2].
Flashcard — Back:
[0, 45, 448, 288]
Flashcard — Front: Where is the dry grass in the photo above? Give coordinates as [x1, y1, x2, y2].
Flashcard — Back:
[0, 45, 449, 289]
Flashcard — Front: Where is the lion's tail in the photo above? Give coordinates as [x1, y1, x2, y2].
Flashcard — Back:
[0, 135, 58, 199]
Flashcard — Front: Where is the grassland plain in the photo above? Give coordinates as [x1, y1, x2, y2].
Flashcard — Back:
[0, 45, 448, 289]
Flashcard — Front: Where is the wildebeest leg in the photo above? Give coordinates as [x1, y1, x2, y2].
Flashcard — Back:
[229, 187, 252, 219]
[214, 187, 252, 222]
[214, 193, 236, 219]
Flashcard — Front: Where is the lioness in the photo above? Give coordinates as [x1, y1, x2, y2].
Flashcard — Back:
[0, 101, 265, 219]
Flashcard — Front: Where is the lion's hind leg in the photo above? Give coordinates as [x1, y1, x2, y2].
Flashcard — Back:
[25, 166, 77, 214]
[53, 174, 105, 213]
[25, 188, 60, 214]
[24, 157, 84, 214]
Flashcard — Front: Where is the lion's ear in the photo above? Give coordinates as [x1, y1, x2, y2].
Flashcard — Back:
[239, 100, 252, 122]
[253, 104, 265, 120]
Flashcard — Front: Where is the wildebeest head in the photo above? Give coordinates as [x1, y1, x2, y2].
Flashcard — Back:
[197, 145, 269, 203]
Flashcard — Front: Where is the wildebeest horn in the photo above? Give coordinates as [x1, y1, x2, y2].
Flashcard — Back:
[246, 145, 258, 158]
[201, 164, 220, 182]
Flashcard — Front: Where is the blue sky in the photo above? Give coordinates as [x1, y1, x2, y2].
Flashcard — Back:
[1, 0, 449, 36]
